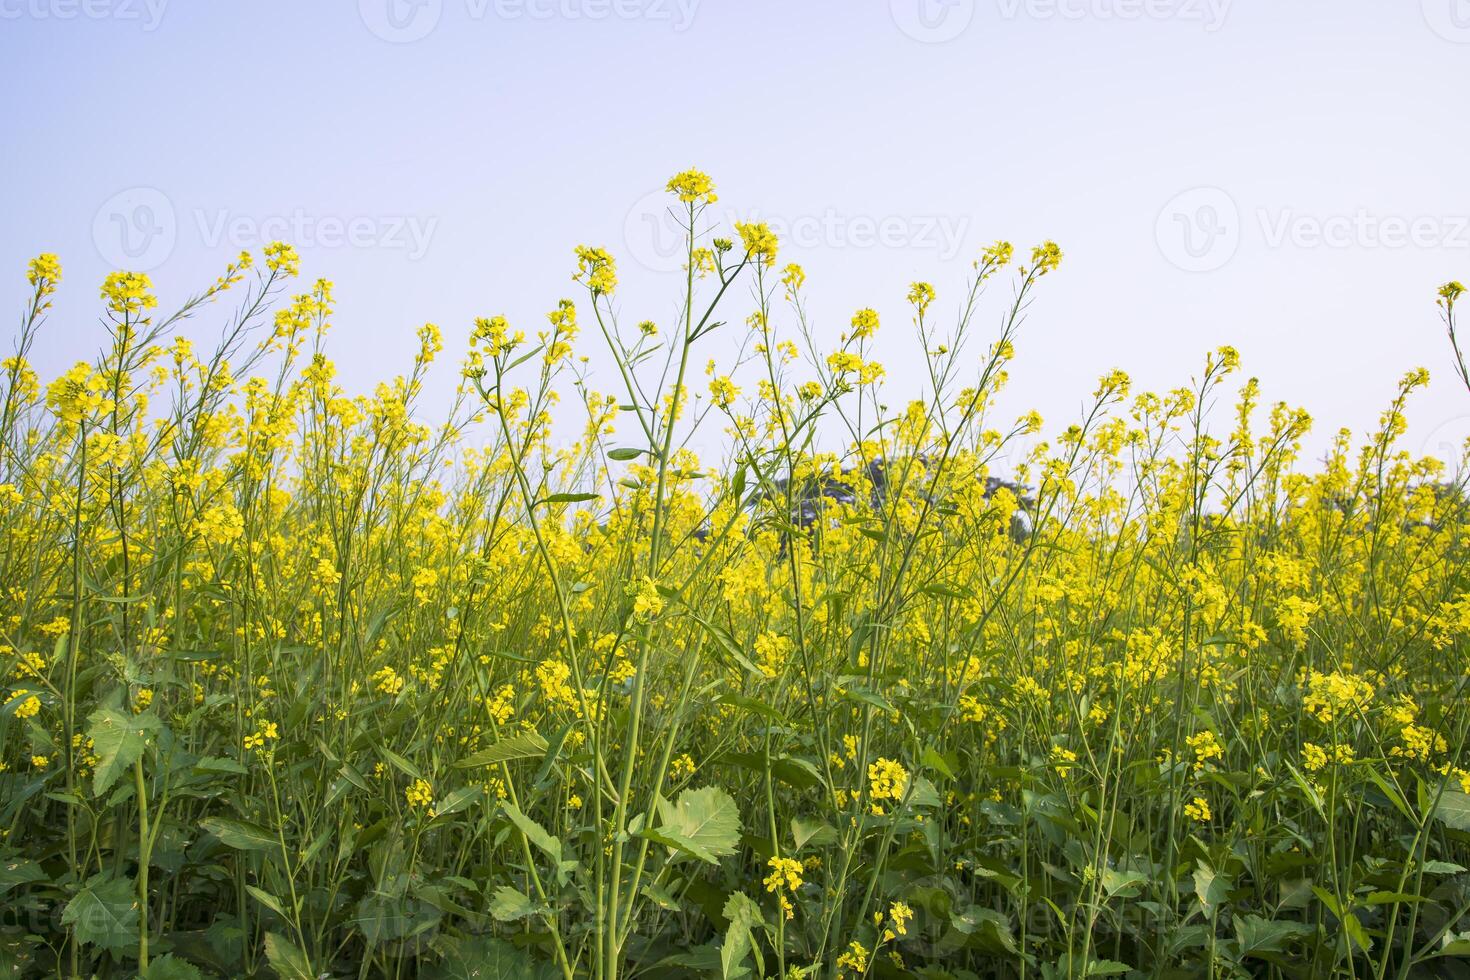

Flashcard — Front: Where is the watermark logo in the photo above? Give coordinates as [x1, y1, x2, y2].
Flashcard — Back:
[890, 0, 976, 42]
[361, 0, 698, 41]
[194, 209, 438, 260]
[1422, 0, 1470, 42]
[359, 0, 442, 43]
[93, 187, 177, 272]
[1157, 187, 1470, 272]
[892, 0, 1228, 39]
[1418, 415, 1470, 470]
[93, 188, 440, 269]
[622, 191, 971, 273]
[1156, 187, 1239, 273]
[0, 0, 168, 29]
[1258, 210, 1470, 251]
[996, 0, 1230, 30]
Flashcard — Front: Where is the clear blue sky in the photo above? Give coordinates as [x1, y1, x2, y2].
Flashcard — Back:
[4, 0, 1470, 467]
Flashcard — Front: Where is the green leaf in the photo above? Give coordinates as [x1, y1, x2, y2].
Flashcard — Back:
[501, 801, 562, 865]
[717, 692, 787, 724]
[432, 786, 483, 818]
[61, 873, 137, 956]
[904, 774, 942, 809]
[488, 886, 538, 922]
[1193, 862, 1231, 915]
[1363, 765, 1413, 820]
[0, 859, 46, 897]
[193, 756, 249, 776]
[688, 615, 765, 678]
[376, 744, 422, 780]
[140, 953, 205, 979]
[608, 447, 647, 461]
[833, 682, 894, 713]
[1432, 789, 1470, 831]
[201, 817, 278, 852]
[721, 892, 766, 979]
[538, 492, 599, 506]
[642, 882, 681, 911]
[456, 732, 549, 768]
[86, 706, 160, 796]
[1101, 869, 1148, 898]
[791, 816, 836, 850]
[246, 885, 287, 918]
[428, 934, 559, 980]
[1085, 961, 1132, 976]
[1235, 915, 1316, 959]
[263, 931, 313, 979]
[1435, 932, 1470, 957]
[650, 786, 741, 864]
[949, 906, 1018, 954]
[921, 745, 956, 781]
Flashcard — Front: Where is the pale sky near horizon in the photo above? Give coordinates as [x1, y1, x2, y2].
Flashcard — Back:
[4, 0, 1470, 473]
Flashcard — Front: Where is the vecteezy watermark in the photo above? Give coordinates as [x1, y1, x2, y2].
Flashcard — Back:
[359, 0, 698, 42]
[93, 187, 177, 272]
[996, 0, 1230, 30]
[1155, 187, 1240, 273]
[0, 0, 168, 29]
[194, 209, 438, 261]
[892, 0, 1227, 41]
[890, 0, 976, 43]
[93, 187, 439, 271]
[1422, 0, 1470, 43]
[1257, 210, 1470, 251]
[622, 190, 971, 274]
[1418, 415, 1470, 470]
[1157, 187, 1470, 272]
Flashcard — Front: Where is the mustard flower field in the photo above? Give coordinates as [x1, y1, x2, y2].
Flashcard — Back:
[3, 171, 1470, 979]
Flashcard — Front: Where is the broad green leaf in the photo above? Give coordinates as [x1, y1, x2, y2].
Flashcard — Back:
[1435, 932, 1470, 957]
[61, 873, 137, 955]
[86, 706, 160, 796]
[1101, 868, 1148, 898]
[455, 732, 548, 768]
[1193, 862, 1231, 915]
[1363, 765, 1413, 820]
[1432, 789, 1470, 831]
[1235, 915, 1316, 958]
[0, 859, 46, 897]
[834, 682, 894, 713]
[501, 801, 562, 865]
[201, 817, 278, 852]
[949, 906, 1018, 954]
[376, 745, 422, 780]
[921, 745, 956, 781]
[721, 892, 765, 979]
[193, 756, 249, 776]
[1364, 891, 1428, 905]
[432, 785, 483, 818]
[791, 816, 836, 849]
[263, 931, 313, 980]
[488, 886, 537, 922]
[651, 786, 741, 864]
[1423, 861, 1467, 875]
[688, 615, 765, 678]
[428, 934, 559, 980]
[246, 885, 287, 918]
[140, 954, 205, 979]
[905, 774, 942, 809]
[643, 882, 681, 911]
[717, 692, 787, 724]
